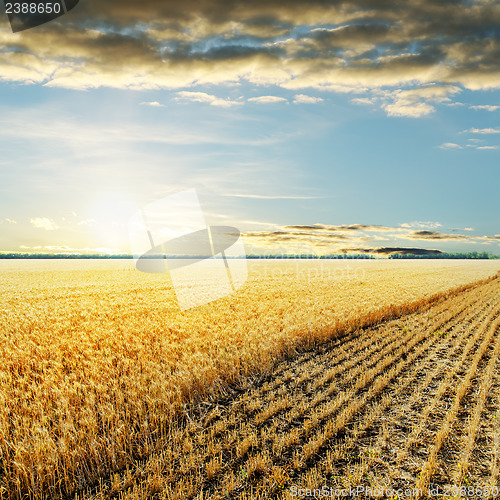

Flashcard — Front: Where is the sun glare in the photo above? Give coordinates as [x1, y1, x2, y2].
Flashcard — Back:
[91, 193, 135, 224]
[89, 193, 136, 249]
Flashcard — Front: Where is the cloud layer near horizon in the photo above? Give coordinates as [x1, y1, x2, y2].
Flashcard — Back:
[1, 0, 499, 114]
[243, 222, 500, 254]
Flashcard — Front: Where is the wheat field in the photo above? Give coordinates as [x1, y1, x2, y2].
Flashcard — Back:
[94, 273, 500, 500]
[0, 259, 499, 498]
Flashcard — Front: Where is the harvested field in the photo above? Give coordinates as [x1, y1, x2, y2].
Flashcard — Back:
[0, 259, 499, 498]
[80, 271, 500, 499]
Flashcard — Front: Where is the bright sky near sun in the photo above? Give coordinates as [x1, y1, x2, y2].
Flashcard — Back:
[0, 0, 499, 256]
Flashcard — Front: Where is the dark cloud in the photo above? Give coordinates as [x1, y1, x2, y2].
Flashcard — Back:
[283, 225, 326, 231]
[243, 230, 350, 241]
[283, 224, 394, 232]
[404, 230, 472, 241]
[372, 247, 443, 256]
[324, 247, 443, 255]
[0, 0, 499, 107]
[337, 247, 442, 256]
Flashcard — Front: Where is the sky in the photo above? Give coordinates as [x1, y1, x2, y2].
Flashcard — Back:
[0, 0, 499, 256]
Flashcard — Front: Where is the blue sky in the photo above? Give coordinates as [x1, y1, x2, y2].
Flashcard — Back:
[0, 0, 499, 256]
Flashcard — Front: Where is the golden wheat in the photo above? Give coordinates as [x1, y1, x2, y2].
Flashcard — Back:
[110, 274, 499, 500]
[0, 259, 498, 498]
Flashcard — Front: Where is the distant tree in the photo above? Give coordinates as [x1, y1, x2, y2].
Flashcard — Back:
[388, 251, 499, 260]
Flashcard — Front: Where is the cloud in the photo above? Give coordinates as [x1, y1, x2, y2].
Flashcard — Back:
[30, 217, 59, 231]
[140, 101, 166, 107]
[385, 101, 435, 118]
[469, 105, 500, 111]
[293, 94, 324, 104]
[247, 96, 288, 104]
[242, 229, 351, 254]
[464, 127, 500, 134]
[404, 230, 472, 241]
[283, 223, 395, 232]
[245, 230, 350, 241]
[242, 221, 500, 255]
[401, 222, 440, 229]
[243, 223, 404, 255]
[1, 1, 500, 116]
[439, 142, 463, 150]
[18, 245, 124, 254]
[77, 219, 97, 226]
[175, 91, 242, 107]
[0, 218, 17, 224]
[400, 221, 442, 229]
[351, 97, 374, 106]
[346, 247, 443, 256]
[223, 193, 320, 199]
[439, 139, 499, 150]
[237, 219, 279, 229]
[1, 108, 293, 147]
[383, 85, 462, 118]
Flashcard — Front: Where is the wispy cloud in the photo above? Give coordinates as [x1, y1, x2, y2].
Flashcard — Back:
[463, 127, 500, 134]
[19, 245, 124, 254]
[237, 220, 280, 229]
[439, 140, 499, 150]
[0, 218, 17, 224]
[351, 97, 374, 106]
[284, 223, 395, 232]
[0, 109, 294, 147]
[469, 105, 500, 111]
[400, 221, 442, 229]
[77, 219, 97, 226]
[30, 217, 59, 231]
[223, 193, 321, 199]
